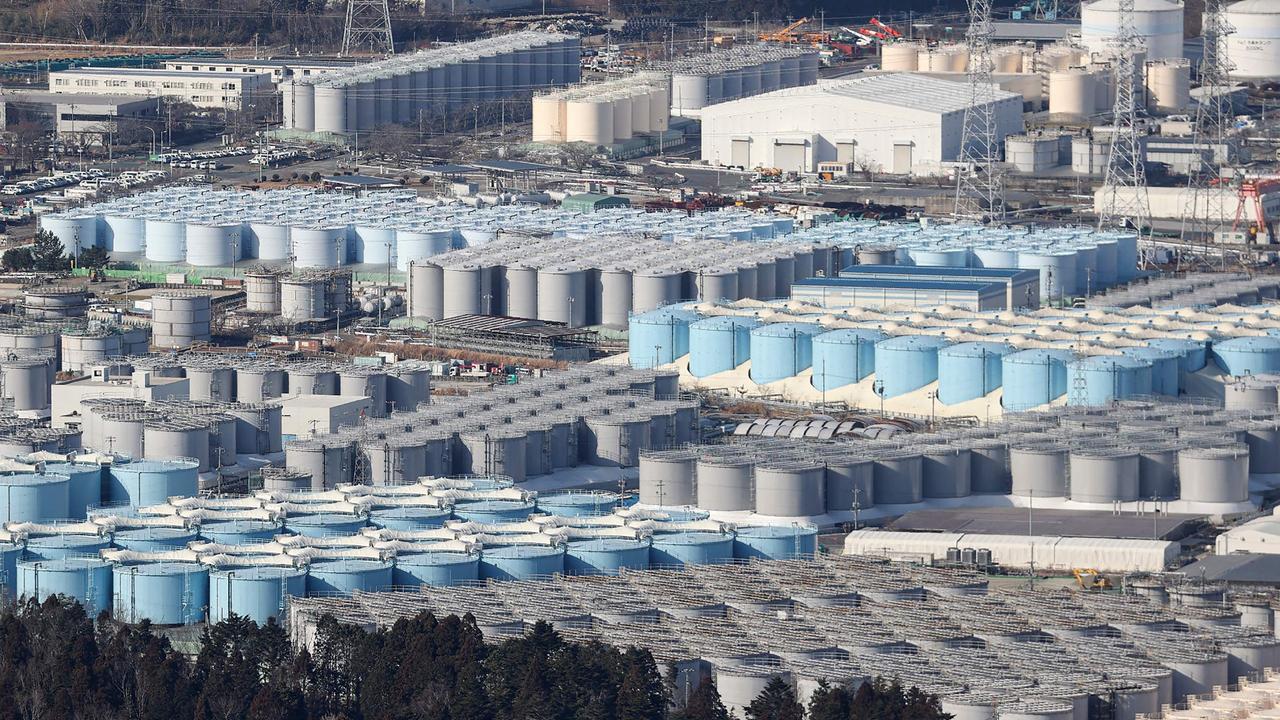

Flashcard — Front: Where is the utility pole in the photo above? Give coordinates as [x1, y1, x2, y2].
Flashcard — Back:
[1179, 0, 1235, 250]
[1097, 0, 1150, 237]
[341, 0, 394, 57]
[953, 0, 1005, 222]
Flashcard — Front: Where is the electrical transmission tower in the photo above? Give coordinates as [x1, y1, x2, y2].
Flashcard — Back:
[953, 0, 1005, 223]
[341, 0, 394, 57]
[1097, 0, 1149, 236]
[1179, 0, 1235, 249]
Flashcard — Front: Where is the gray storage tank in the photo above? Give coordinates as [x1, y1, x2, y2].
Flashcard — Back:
[1068, 447, 1140, 502]
[1010, 442, 1069, 498]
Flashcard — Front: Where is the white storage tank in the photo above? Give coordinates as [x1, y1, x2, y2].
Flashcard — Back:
[1081, 0, 1184, 60]
[565, 98, 614, 145]
[185, 221, 242, 267]
[532, 94, 566, 143]
[1224, 0, 1280, 81]
[1145, 59, 1191, 114]
[1049, 71, 1097, 117]
[881, 43, 921, 71]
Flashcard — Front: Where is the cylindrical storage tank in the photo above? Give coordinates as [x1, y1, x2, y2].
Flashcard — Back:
[811, 329, 885, 391]
[243, 272, 282, 314]
[42, 462, 100, 520]
[143, 420, 210, 472]
[352, 224, 395, 266]
[610, 93, 633, 142]
[283, 512, 366, 538]
[937, 342, 1013, 404]
[291, 226, 345, 269]
[565, 98, 614, 145]
[649, 531, 734, 567]
[458, 430, 528, 480]
[313, 84, 348, 134]
[671, 72, 708, 113]
[248, 220, 291, 261]
[112, 563, 209, 625]
[143, 218, 186, 262]
[392, 552, 479, 587]
[1018, 250, 1078, 300]
[106, 460, 199, 507]
[1002, 349, 1074, 411]
[875, 335, 952, 398]
[442, 263, 484, 318]
[369, 506, 452, 531]
[151, 290, 212, 349]
[280, 278, 328, 322]
[305, 559, 393, 596]
[1049, 70, 1097, 116]
[1163, 654, 1230, 703]
[1214, 337, 1280, 376]
[824, 455, 874, 510]
[537, 491, 619, 518]
[61, 331, 124, 372]
[872, 451, 924, 505]
[102, 214, 145, 253]
[697, 268, 739, 303]
[1139, 442, 1180, 499]
[882, 43, 921, 71]
[1146, 59, 1191, 113]
[208, 566, 307, 624]
[112, 527, 197, 553]
[1121, 347, 1180, 396]
[409, 261, 445, 321]
[479, 545, 565, 581]
[18, 558, 112, 616]
[1223, 0, 1280, 82]
[689, 316, 759, 377]
[395, 228, 451, 271]
[748, 323, 823, 385]
[532, 94, 565, 143]
[629, 306, 700, 368]
[1068, 448, 1140, 502]
[638, 449, 698, 506]
[599, 267, 633, 328]
[969, 439, 1011, 494]
[580, 415, 649, 468]
[2, 359, 49, 412]
[24, 286, 87, 319]
[536, 266, 588, 327]
[289, 366, 339, 396]
[339, 370, 388, 417]
[1146, 338, 1208, 375]
[922, 446, 972, 498]
[23, 534, 110, 561]
[631, 268, 684, 314]
[40, 214, 97, 255]
[716, 667, 790, 719]
[185, 221, 241, 266]
[500, 263, 539, 320]
[227, 404, 282, 455]
[1178, 445, 1250, 503]
[734, 525, 818, 560]
[1011, 443, 1069, 498]
[998, 700, 1076, 720]
[1067, 355, 1153, 406]
[1245, 420, 1280, 474]
[696, 454, 755, 511]
[565, 538, 650, 575]
[0, 473, 69, 523]
[452, 499, 536, 524]
[198, 520, 282, 545]
[1081, 0, 1184, 61]
[1225, 376, 1280, 411]
[754, 460, 825, 517]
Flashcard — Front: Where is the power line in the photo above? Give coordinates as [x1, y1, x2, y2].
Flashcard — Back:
[953, 0, 1004, 222]
[1097, 0, 1150, 238]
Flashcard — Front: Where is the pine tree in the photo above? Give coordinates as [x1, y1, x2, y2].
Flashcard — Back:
[452, 667, 492, 720]
[29, 229, 70, 271]
[615, 649, 668, 720]
[745, 677, 804, 720]
[676, 678, 732, 720]
[807, 681, 851, 720]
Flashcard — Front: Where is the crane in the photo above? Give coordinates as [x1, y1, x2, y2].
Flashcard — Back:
[759, 18, 810, 43]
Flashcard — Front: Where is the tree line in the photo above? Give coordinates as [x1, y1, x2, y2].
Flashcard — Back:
[0, 596, 953, 720]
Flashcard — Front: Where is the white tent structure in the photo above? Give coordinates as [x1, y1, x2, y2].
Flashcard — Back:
[843, 529, 1179, 573]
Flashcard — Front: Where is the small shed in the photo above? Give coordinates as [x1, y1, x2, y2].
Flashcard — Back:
[561, 193, 630, 212]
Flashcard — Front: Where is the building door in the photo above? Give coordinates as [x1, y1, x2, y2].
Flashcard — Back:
[774, 142, 805, 173]
[892, 142, 913, 174]
[730, 139, 750, 168]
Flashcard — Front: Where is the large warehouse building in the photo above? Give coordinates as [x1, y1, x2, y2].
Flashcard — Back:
[699, 73, 1024, 176]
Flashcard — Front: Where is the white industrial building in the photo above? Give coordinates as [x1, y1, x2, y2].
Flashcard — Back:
[843, 530, 1180, 573]
[48, 67, 273, 112]
[0, 90, 159, 146]
[163, 57, 357, 85]
[699, 73, 1024, 176]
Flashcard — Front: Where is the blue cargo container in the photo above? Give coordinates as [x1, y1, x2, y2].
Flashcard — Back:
[1067, 355, 1153, 406]
[565, 538, 651, 575]
[198, 520, 283, 545]
[112, 562, 209, 625]
[937, 342, 1013, 404]
[749, 323, 825, 385]
[733, 525, 819, 560]
[283, 513, 367, 538]
[688, 316, 760, 377]
[811, 329, 886, 391]
[42, 462, 102, 520]
[479, 544, 565, 581]
[306, 559, 393, 596]
[629, 307, 701, 368]
[393, 552, 480, 587]
[0, 473, 70, 523]
[1001, 348, 1074, 411]
[874, 335, 952, 398]
[18, 558, 113, 615]
[112, 527, 198, 552]
[1213, 337, 1280, 376]
[649, 532, 734, 567]
[208, 566, 307, 624]
[368, 506, 453, 531]
[106, 460, 199, 507]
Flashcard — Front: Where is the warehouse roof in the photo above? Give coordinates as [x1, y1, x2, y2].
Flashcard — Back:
[889, 507, 1201, 540]
[1176, 554, 1280, 584]
[822, 73, 1021, 114]
[840, 265, 1038, 280]
[792, 276, 1003, 293]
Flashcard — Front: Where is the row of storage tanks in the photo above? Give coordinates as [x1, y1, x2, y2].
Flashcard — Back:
[38, 187, 814, 271]
[287, 555, 1280, 720]
[283, 31, 581, 134]
[532, 72, 670, 145]
[241, 269, 357, 322]
[632, 293, 1280, 409]
[0, 472, 813, 627]
[639, 398, 1280, 516]
[408, 231, 835, 327]
[282, 365, 697, 487]
[665, 45, 820, 115]
[1085, 272, 1276, 310]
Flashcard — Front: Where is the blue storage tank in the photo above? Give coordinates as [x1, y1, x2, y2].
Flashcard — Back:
[209, 566, 307, 624]
[629, 307, 701, 368]
[1067, 355, 1153, 406]
[874, 335, 952, 398]
[393, 552, 480, 587]
[1145, 338, 1208, 374]
[1213, 337, 1280, 376]
[18, 558, 113, 615]
[1001, 348, 1074, 411]
[749, 323, 825, 385]
[0, 543, 18, 597]
[106, 460, 199, 507]
[305, 559, 393, 596]
[112, 562, 209, 625]
[479, 544, 565, 581]
[112, 527, 198, 552]
[937, 342, 1013, 404]
[452, 499, 536, 524]
[565, 538, 651, 575]
[1121, 347, 1180, 396]
[811, 329, 886, 391]
[688, 316, 760, 377]
[282, 513, 367, 538]
[0, 473, 69, 523]
[649, 532, 734, 567]
[536, 491, 620, 518]
[652, 508, 711, 522]
[23, 533, 110, 561]
[733, 525, 818, 560]
[42, 462, 102, 520]
[198, 520, 282, 545]
[368, 506, 453, 531]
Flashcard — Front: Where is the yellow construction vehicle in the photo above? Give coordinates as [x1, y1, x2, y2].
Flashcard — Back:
[1073, 568, 1112, 591]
